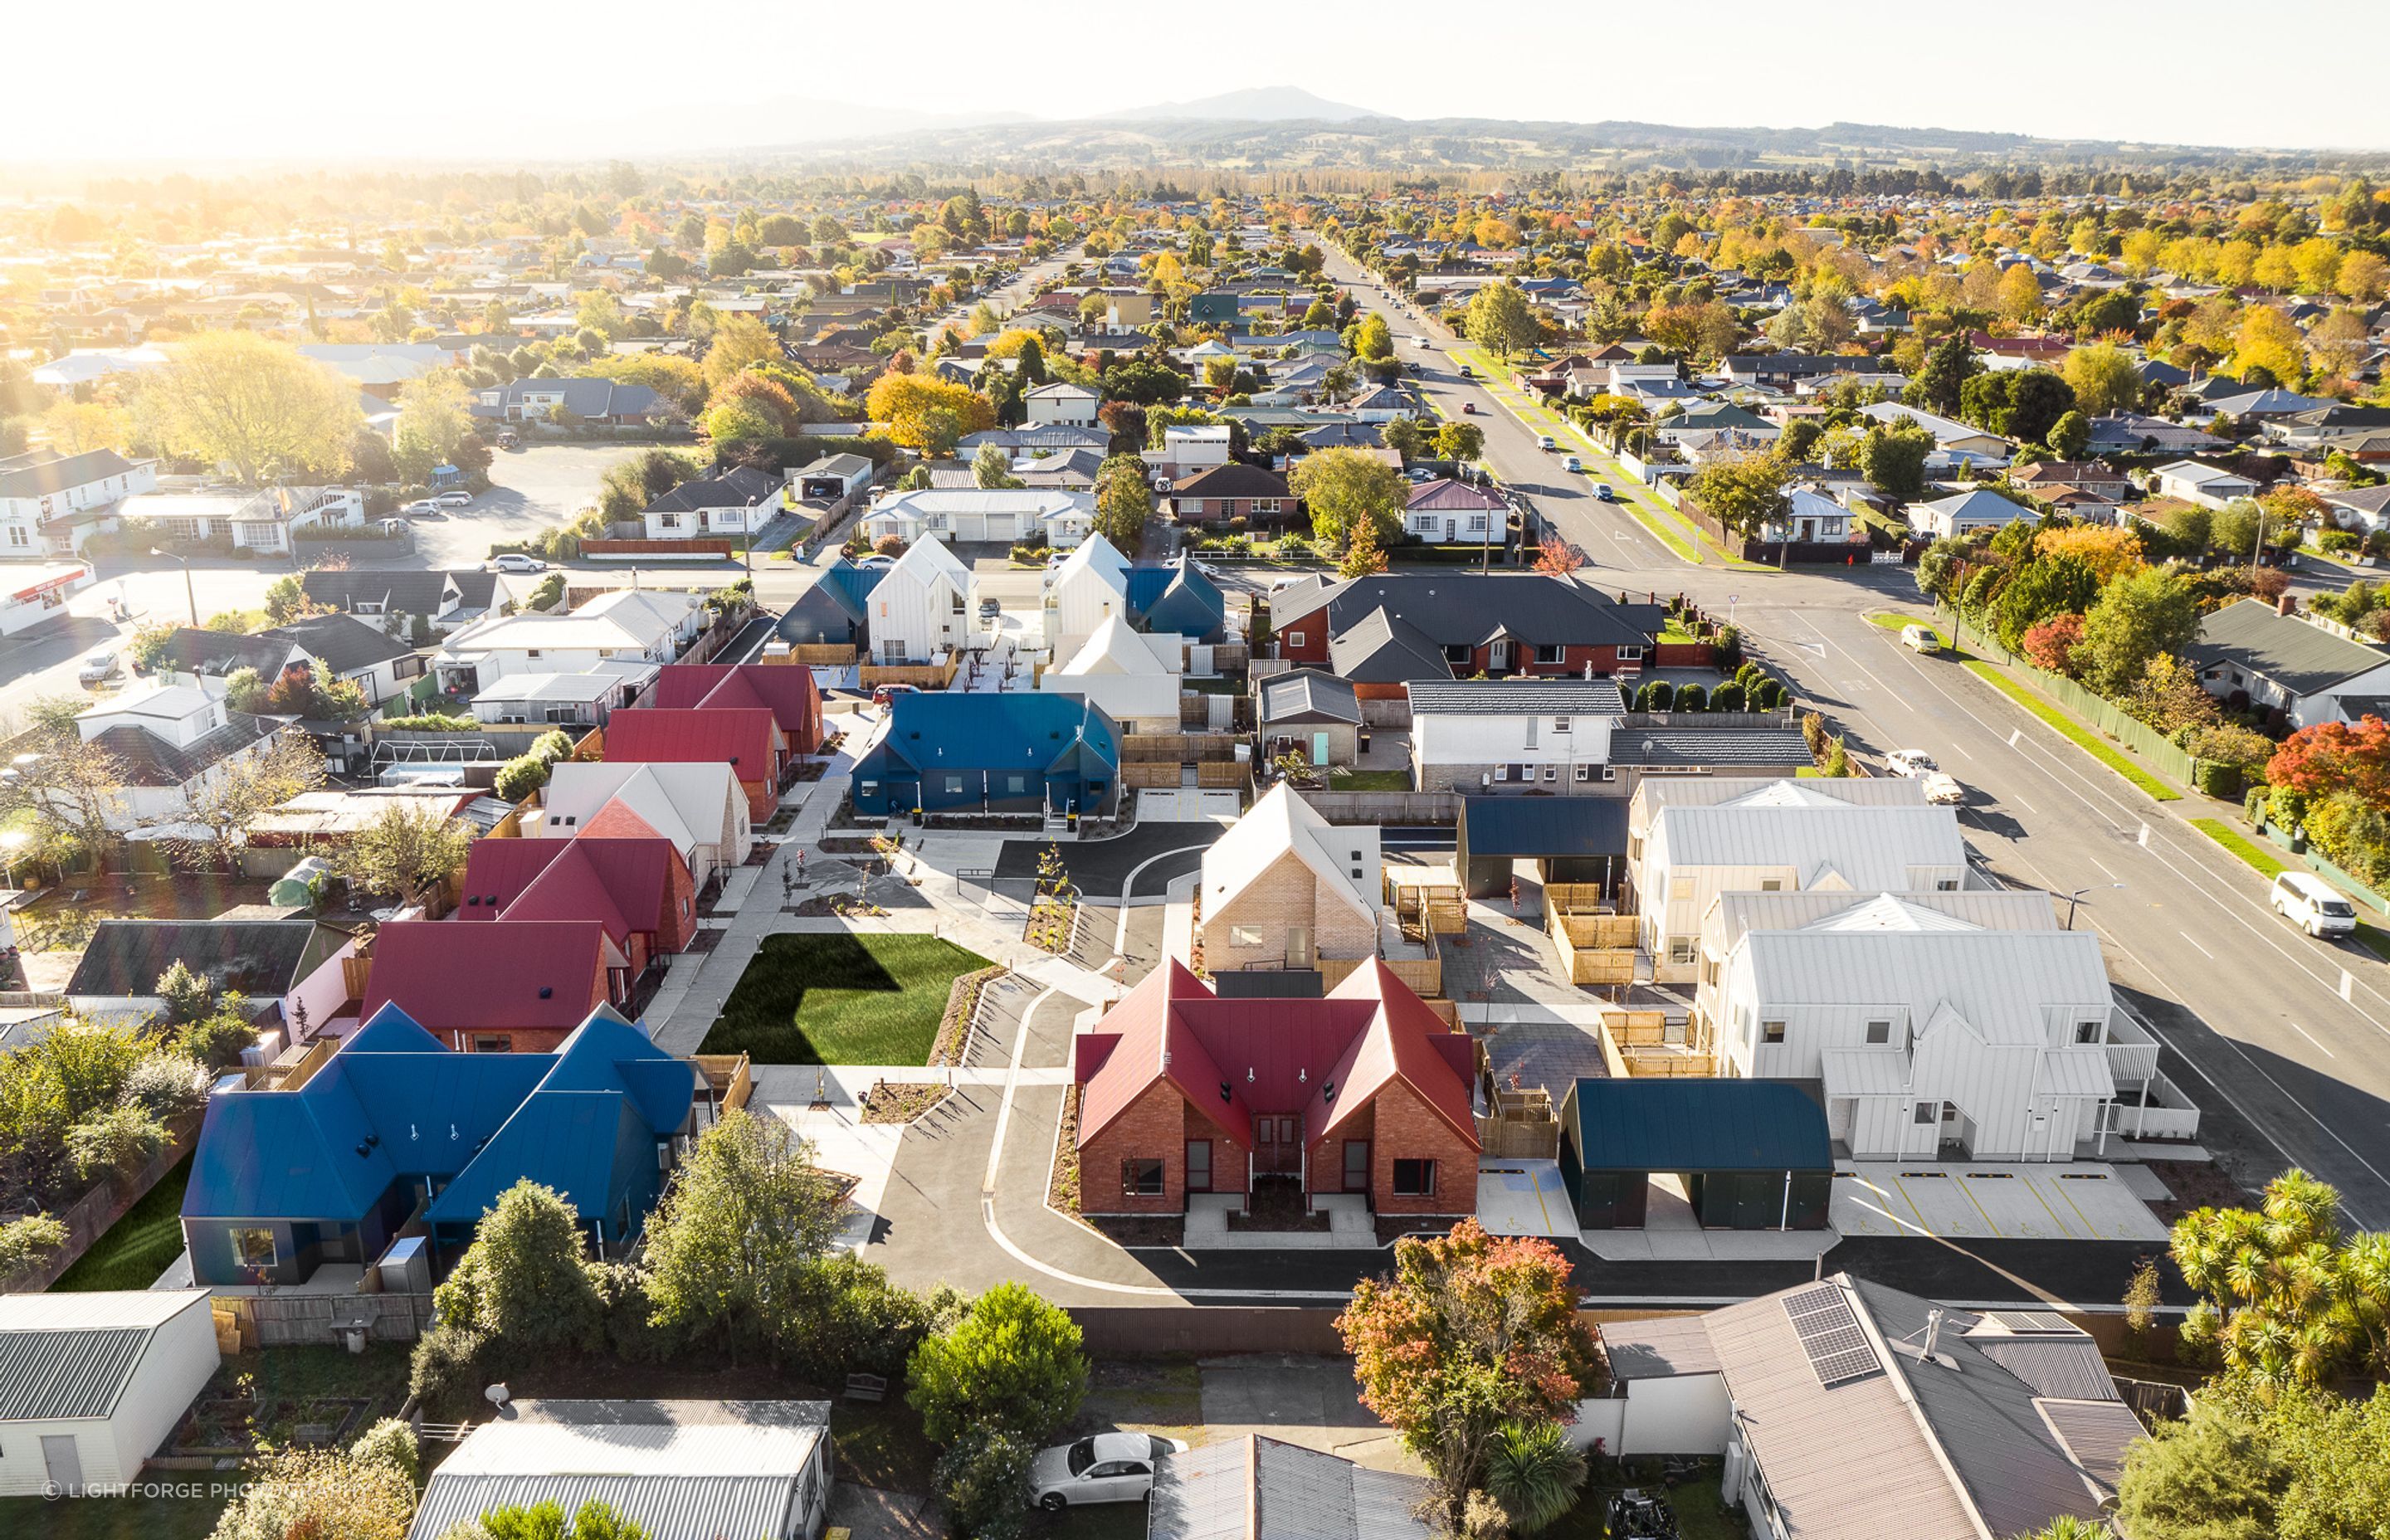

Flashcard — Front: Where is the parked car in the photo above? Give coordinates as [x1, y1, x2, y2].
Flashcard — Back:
[1886, 748, 1939, 777]
[978, 597, 1000, 618]
[495, 430, 521, 451]
[1028, 1433, 1189, 1511]
[77, 650, 120, 686]
[1406, 467, 1436, 483]
[1900, 624, 1942, 654]
[1593, 483, 1617, 502]
[402, 500, 441, 516]
[871, 683, 919, 707]
[487, 553, 546, 573]
[433, 490, 473, 507]
[2273, 870, 2358, 938]
[1560, 456, 1584, 473]
[1461, 402, 1478, 414]
[1537, 435, 1558, 451]
[1921, 772, 1965, 806]
[856, 554, 897, 570]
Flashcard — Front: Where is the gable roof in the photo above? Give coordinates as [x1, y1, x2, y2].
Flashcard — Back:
[1328, 607, 1453, 684]
[1202, 784, 1376, 928]
[1133, 557, 1228, 640]
[1276, 573, 1661, 651]
[361, 919, 617, 1031]
[1561, 1079, 1832, 1172]
[602, 708, 778, 775]
[2190, 598, 2390, 694]
[1741, 929, 2113, 1050]
[66, 919, 332, 1000]
[1405, 477, 1507, 512]
[1173, 462, 1290, 499]
[300, 568, 502, 616]
[868, 691, 1120, 777]
[266, 611, 417, 673]
[1257, 670, 1360, 725]
[0, 446, 142, 500]
[1149, 1434, 1434, 1540]
[149, 626, 300, 678]
[1407, 680, 1627, 715]
[1655, 802, 1967, 882]
[651, 663, 821, 735]
[641, 466, 780, 514]
[1461, 797, 1627, 859]
[0, 1291, 215, 1421]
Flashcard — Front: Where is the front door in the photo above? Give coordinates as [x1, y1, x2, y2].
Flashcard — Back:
[1311, 732, 1329, 767]
[1185, 1139, 1212, 1193]
[1286, 926, 1312, 968]
[1257, 1117, 1300, 1173]
[41, 1435, 83, 1494]
[1344, 1140, 1370, 1192]
[1489, 639, 1510, 671]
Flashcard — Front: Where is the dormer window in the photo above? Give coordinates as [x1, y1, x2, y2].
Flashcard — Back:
[2075, 1020, 2104, 1045]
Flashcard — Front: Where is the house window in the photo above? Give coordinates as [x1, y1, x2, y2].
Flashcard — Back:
[1185, 1140, 1212, 1192]
[1229, 926, 1266, 948]
[232, 1227, 277, 1269]
[1467, 515, 1486, 533]
[526, 650, 541, 660]
[473, 1035, 514, 1054]
[1669, 876, 1695, 899]
[950, 592, 965, 614]
[1865, 1020, 1892, 1045]
[1392, 1159, 1437, 1197]
[659, 512, 680, 529]
[1914, 1101, 1939, 1126]
[1534, 645, 1566, 665]
[944, 774, 964, 795]
[1759, 879, 1783, 892]
[2075, 1020, 2104, 1045]
[1617, 646, 1644, 662]
[1668, 937, 1697, 965]
[1493, 765, 1509, 782]
[4, 528, 23, 548]
[1573, 764, 1593, 782]
[1540, 767, 1557, 782]
[1005, 774, 1027, 795]
[1762, 1020, 1786, 1045]
[859, 781, 878, 797]
[1286, 631, 1305, 647]
[1123, 1158, 1164, 1197]
[1934, 879, 1958, 892]
[1552, 717, 1571, 734]
[1255, 499, 1281, 514]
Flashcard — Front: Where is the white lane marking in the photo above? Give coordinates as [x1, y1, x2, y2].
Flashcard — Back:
[2007, 792, 2036, 814]
[2290, 1021, 2338, 1060]
[2180, 931, 2213, 959]
[982, 984, 1049, 1196]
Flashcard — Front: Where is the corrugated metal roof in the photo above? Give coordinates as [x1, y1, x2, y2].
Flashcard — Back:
[2036, 1397, 2146, 1498]
[1612, 728, 1809, 768]
[1602, 1315, 1722, 1381]
[1407, 680, 1628, 715]
[1822, 1048, 1911, 1097]
[1656, 804, 1966, 883]
[1709, 890, 2058, 954]
[1148, 1435, 1435, 1540]
[407, 1399, 826, 1540]
[1463, 796, 1627, 858]
[0, 1292, 210, 1421]
[1971, 1339, 2119, 1402]
[1744, 931, 2111, 1050]
[1563, 1079, 1832, 1172]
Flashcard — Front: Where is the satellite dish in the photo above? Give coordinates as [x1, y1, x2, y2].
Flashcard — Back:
[485, 1382, 512, 1408]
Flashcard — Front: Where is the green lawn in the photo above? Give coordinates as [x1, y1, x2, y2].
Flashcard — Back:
[700, 933, 992, 1064]
[1544, 1471, 1744, 1540]
[2191, 819, 2390, 963]
[1329, 767, 1412, 791]
[0, 1492, 230, 1540]
[53, 1154, 191, 1292]
[1960, 660, 2183, 802]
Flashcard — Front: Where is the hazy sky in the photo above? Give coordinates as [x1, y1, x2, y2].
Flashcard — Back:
[12, 0, 2383, 163]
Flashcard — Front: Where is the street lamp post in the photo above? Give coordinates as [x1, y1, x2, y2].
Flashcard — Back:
[151, 548, 198, 627]
[2065, 883, 2124, 931]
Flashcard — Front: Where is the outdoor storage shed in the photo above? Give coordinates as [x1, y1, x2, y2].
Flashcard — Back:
[0, 1290, 221, 1496]
[1457, 797, 1629, 900]
[1557, 1079, 1833, 1231]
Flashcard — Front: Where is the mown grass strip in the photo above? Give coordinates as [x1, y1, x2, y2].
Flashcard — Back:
[1959, 660, 2183, 802]
[2191, 818, 2390, 963]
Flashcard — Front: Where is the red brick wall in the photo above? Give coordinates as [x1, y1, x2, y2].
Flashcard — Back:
[1370, 1081, 1479, 1215]
[1308, 1104, 1374, 1196]
[1080, 1081, 1187, 1214]
[1183, 1104, 1249, 1196]
[654, 853, 699, 953]
[739, 777, 771, 822]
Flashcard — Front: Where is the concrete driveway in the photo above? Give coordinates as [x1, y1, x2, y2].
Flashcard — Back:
[1196, 1356, 1419, 1473]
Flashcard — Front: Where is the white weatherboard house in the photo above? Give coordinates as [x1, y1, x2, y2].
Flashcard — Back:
[1698, 891, 2183, 1160]
[1907, 489, 2034, 539]
[2151, 460, 2259, 509]
[1040, 612, 1183, 731]
[866, 535, 974, 663]
[408, 1399, 833, 1540]
[0, 1291, 221, 1496]
[860, 489, 1092, 550]
[1590, 1276, 2146, 1540]
[1023, 381, 1101, 427]
[1041, 532, 1134, 655]
[1632, 781, 1968, 982]
[537, 761, 753, 888]
[434, 588, 704, 694]
[1405, 679, 1627, 793]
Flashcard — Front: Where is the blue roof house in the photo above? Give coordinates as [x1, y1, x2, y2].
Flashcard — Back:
[1126, 556, 1227, 643]
[180, 1002, 712, 1287]
[851, 693, 1122, 821]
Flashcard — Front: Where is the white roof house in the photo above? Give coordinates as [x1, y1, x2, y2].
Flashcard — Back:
[2151, 460, 2260, 509]
[1197, 782, 1383, 974]
[1858, 402, 2010, 468]
[861, 489, 1092, 550]
[1042, 531, 1134, 654]
[1040, 612, 1183, 729]
[866, 534, 975, 664]
[1714, 919, 2132, 1162]
[1023, 380, 1101, 426]
[436, 588, 703, 690]
[1908, 489, 2035, 539]
[0, 1290, 220, 1497]
[470, 665, 652, 726]
[408, 1400, 832, 1540]
[1629, 775, 1928, 846]
[537, 761, 751, 886]
[1635, 787, 1968, 981]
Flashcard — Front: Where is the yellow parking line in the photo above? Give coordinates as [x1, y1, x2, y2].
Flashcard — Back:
[2048, 1177, 2105, 1239]
[1951, 1174, 2005, 1235]
[1532, 1167, 1558, 1233]
[2018, 1174, 2078, 1239]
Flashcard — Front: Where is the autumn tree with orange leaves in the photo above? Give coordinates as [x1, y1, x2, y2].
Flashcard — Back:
[1336, 1220, 1599, 1518]
[2268, 716, 2390, 806]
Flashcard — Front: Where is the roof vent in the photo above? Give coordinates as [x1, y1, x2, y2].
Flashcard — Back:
[539, 987, 554, 999]
[1321, 1079, 1336, 1103]
[1219, 1081, 1232, 1104]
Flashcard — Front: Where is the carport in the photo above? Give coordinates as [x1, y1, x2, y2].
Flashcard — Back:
[1456, 797, 1627, 901]
[1557, 1079, 1834, 1231]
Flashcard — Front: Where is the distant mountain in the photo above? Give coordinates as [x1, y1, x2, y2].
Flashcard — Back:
[1096, 86, 1390, 124]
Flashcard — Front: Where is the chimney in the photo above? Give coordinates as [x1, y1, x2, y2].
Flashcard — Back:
[2278, 592, 2297, 617]
[1922, 1308, 1945, 1362]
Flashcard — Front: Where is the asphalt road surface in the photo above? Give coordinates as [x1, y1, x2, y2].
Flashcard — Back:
[1324, 247, 2390, 1225]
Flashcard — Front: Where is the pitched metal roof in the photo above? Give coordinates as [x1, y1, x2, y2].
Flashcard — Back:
[0, 447, 140, 500]
[1562, 1079, 1832, 1173]
[1406, 680, 1627, 715]
[0, 1291, 213, 1421]
[1149, 1435, 1436, 1540]
[266, 612, 417, 673]
[2191, 598, 2390, 694]
[1656, 802, 1965, 879]
[1276, 573, 1660, 651]
[1611, 727, 1809, 767]
[1462, 797, 1627, 858]
[66, 918, 328, 999]
[1601, 1314, 1724, 1381]
[1743, 930, 2112, 1051]
[1257, 670, 1361, 725]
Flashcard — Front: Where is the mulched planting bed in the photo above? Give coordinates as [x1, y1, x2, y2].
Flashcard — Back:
[2147, 1159, 2258, 1225]
[860, 1082, 951, 1123]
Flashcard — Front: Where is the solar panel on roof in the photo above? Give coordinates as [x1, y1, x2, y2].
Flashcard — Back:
[1987, 1310, 2075, 1334]
[1783, 1283, 1883, 1388]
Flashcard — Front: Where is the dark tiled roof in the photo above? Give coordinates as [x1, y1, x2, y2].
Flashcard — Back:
[66, 918, 326, 998]
[1326, 607, 1451, 684]
[151, 628, 298, 678]
[1407, 680, 1627, 715]
[1611, 727, 1809, 768]
[266, 612, 416, 673]
[90, 712, 279, 786]
[1280, 573, 1659, 651]
[2191, 599, 2390, 694]
[643, 465, 781, 514]
[1173, 462, 1290, 500]
[300, 568, 499, 616]
[0, 447, 140, 500]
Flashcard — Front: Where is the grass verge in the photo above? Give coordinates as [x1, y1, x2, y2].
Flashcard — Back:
[53, 1153, 191, 1291]
[1960, 660, 2182, 802]
[0, 1493, 229, 1540]
[2190, 818, 2390, 963]
[1328, 767, 1412, 791]
[700, 933, 993, 1064]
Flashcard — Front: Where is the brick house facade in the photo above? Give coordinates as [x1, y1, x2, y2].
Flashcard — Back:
[1272, 574, 1661, 685]
[1165, 463, 1295, 528]
[1075, 959, 1480, 1218]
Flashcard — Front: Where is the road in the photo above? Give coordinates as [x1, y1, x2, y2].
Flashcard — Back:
[1324, 246, 2390, 1225]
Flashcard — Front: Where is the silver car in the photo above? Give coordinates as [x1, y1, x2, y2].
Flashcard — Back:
[1028, 1432, 1188, 1510]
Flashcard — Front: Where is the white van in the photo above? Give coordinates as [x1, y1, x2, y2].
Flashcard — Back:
[2272, 870, 2358, 938]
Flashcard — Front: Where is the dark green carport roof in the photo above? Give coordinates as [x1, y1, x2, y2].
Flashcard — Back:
[1462, 797, 1628, 859]
[1563, 1079, 1832, 1172]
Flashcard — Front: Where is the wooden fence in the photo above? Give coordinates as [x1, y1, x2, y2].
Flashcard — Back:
[1949, 614, 2203, 789]
[1119, 733, 1241, 762]
[1600, 1009, 1715, 1076]
[1544, 882, 1616, 916]
[860, 660, 959, 689]
[778, 645, 858, 665]
[1319, 950, 1441, 999]
[1549, 911, 1635, 986]
[1121, 763, 1184, 790]
[1388, 877, 1467, 936]
[225, 1291, 439, 1348]
[581, 538, 738, 558]
[5, 1112, 202, 1294]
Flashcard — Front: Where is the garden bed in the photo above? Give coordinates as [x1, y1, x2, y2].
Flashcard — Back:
[859, 1081, 951, 1123]
[697, 933, 992, 1064]
[168, 1346, 411, 1459]
[929, 965, 1007, 1066]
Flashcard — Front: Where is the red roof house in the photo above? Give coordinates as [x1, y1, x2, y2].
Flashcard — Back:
[456, 835, 698, 978]
[360, 919, 625, 1054]
[1074, 959, 1480, 1219]
[651, 663, 823, 759]
[601, 707, 781, 821]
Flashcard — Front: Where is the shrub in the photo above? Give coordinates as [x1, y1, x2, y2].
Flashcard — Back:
[2193, 760, 2243, 799]
[432, 1180, 605, 1352]
[0, 1215, 68, 1286]
[378, 713, 478, 731]
[407, 1323, 495, 1407]
[906, 1281, 1088, 1446]
[1709, 682, 1746, 712]
[67, 1105, 167, 1182]
[783, 1253, 963, 1380]
[1485, 1419, 1588, 1534]
[1714, 623, 1743, 666]
[588, 1260, 682, 1365]
[2246, 786, 2271, 827]
[1753, 678, 1787, 709]
[1801, 710, 1828, 758]
[493, 753, 549, 802]
[155, 959, 212, 1025]
[932, 1425, 1034, 1540]
[1674, 683, 1707, 712]
[119, 1053, 209, 1122]
[1640, 680, 1675, 711]
[348, 1418, 419, 1485]
[2307, 791, 2390, 889]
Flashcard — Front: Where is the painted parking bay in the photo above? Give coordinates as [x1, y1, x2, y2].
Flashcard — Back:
[1831, 1162, 2168, 1242]
[1477, 1160, 1573, 1237]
